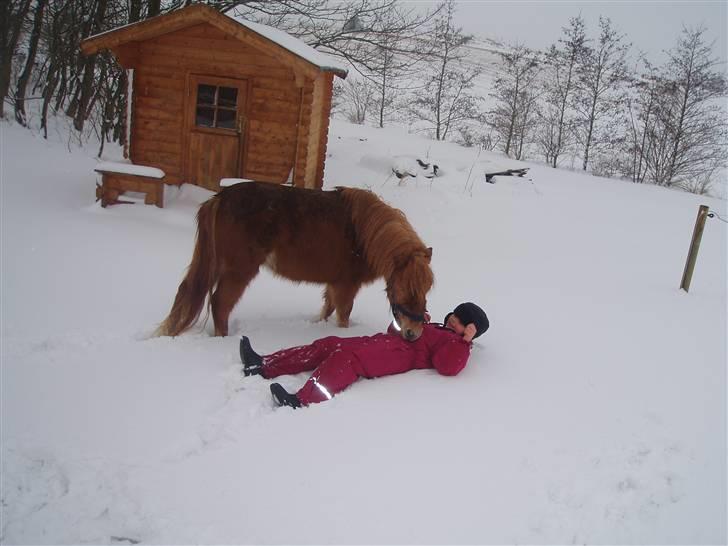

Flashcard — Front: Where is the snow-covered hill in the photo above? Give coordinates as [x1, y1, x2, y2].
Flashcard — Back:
[1, 119, 726, 544]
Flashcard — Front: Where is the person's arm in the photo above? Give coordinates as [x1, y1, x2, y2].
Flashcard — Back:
[431, 335, 472, 376]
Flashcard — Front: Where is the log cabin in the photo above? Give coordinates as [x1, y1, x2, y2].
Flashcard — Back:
[81, 4, 348, 206]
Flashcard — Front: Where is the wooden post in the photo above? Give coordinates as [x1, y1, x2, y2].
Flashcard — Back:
[680, 205, 710, 292]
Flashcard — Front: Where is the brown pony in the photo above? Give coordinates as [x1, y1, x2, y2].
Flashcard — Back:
[156, 181, 434, 340]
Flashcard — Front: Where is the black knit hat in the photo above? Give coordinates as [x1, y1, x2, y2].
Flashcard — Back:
[444, 302, 489, 339]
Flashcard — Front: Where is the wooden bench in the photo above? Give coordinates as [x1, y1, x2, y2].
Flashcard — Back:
[94, 162, 166, 208]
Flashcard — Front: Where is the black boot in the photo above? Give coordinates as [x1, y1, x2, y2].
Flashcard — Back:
[240, 336, 263, 377]
[270, 383, 302, 409]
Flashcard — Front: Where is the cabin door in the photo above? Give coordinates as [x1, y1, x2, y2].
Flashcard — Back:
[185, 75, 248, 191]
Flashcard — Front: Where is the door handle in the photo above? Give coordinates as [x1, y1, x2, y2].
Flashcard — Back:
[237, 114, 246, 134]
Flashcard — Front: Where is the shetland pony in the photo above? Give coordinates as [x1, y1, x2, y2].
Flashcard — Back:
[156, 181, 434, 340]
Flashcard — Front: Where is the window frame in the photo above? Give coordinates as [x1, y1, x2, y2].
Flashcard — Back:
[187, 75, 247, 137]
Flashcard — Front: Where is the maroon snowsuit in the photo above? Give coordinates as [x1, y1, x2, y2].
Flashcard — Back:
[261, 322, 472, 405]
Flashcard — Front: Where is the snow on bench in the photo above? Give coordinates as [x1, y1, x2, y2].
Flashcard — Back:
[220, 178, 255, 187]
[94, 162, 165, 179]
[94, 161, 166, 208]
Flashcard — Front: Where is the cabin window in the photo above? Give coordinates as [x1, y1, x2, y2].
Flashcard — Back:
[195, 84, 238, 130]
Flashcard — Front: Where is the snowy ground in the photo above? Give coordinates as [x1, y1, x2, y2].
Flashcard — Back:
[1, 119, 726, 544]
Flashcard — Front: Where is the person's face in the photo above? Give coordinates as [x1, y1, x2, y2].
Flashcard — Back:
[446, 314, 467, 335]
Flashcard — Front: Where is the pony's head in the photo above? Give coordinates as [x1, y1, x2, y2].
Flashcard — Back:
[386, 247, 434, 341]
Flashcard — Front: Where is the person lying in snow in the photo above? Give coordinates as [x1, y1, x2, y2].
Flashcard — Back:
[240, 302, 489, 409]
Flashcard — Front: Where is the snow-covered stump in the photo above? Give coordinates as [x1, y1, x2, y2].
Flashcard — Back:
[94, 162, 166, 208]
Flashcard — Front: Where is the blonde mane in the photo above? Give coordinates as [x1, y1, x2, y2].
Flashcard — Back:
[340, 187, 434, 301]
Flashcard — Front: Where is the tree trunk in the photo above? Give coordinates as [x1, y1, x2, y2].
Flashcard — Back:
[553, 56, 577, 168]
[54, 65, 68, 111]
[14, 0, 48, 125]
[0, 0, 33, 118]
[41, 67, 58, 137]
[434, 51, 448, 141]
[665, 71, 692, 186]
[504, 74, 520, 156]
[147, 0, 161, 17]
[378, 64, 386, 128]
[582, 99, 597, 171]
[73, 61, 96, 130]
[111, 68, 127, 147]
[129, 0, 142, 23]
[73, 0, 108, 132]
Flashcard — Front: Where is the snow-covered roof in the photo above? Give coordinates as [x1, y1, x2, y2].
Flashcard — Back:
[224, 12, 349, 77]
[80, 4, 348, 78]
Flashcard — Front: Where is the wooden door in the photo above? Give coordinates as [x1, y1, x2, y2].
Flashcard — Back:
[185, 75, 248, 191]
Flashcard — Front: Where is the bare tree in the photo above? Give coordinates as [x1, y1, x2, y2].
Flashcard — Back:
[537, 15, 588, 167]
[573, 16, 629, 171]
[14, 0, 48, 125]
[620, 28, 727, 194]
[224, 0, 440, 128]
[336, 76, 376, 124]
[623, 58, 659, 184]
[455, 120, 500, 151]
[67, 0, 108, 132]
[37, 0, 73, 137]
[488, 42, 540, 158]
[409, 0, 481, 141]
[7, 0, 441, 148]
[223, 0, 441, 75]
[657, 26, 727, 189]
[0, 0, 33, 118]
[367, 29, 429, 128]
[512, 84, 540, 160]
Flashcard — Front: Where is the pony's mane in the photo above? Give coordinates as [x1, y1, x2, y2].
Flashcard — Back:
[338, 187, 429, 280]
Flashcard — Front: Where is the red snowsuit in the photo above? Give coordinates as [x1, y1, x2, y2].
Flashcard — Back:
[261, 323, 472, 405]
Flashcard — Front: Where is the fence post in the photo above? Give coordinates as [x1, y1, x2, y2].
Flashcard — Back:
[680, 204, 710, 292]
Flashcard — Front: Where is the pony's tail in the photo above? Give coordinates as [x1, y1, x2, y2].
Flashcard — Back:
[155, 196, 221, 337]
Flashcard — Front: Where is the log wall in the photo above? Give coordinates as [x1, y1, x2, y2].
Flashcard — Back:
[130, 23, 302, 186]
[315, 73, 335, 187]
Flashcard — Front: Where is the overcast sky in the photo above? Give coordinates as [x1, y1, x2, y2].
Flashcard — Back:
[442, 1, 727, 65]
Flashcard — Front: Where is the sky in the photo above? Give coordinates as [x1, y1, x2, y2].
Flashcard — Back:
[448, 1, 728, 64]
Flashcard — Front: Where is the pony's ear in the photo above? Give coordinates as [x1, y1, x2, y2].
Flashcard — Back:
[424, 247, 433, 263]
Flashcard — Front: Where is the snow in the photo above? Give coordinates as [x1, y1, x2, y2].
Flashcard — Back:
[94, 161, 165, 179]
[219, 178, 254, 187]
[225, 11, 349, 77]
[1, 119, 726, 544]
[390, 155, 440, 180]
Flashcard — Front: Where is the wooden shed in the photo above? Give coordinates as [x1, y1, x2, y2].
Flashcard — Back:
[81, 4, 347, 204]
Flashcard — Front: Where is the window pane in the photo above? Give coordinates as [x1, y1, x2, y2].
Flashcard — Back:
[218, 86, 238, 108]
[195, 106, 215, 127]
[216, 109, 236, 129]
[197, 85, 216, 106]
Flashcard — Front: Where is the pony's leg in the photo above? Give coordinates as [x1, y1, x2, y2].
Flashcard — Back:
[318, 285, 336, 322]
[332, 282, 362, 328]
[211, 268, 259, 336]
